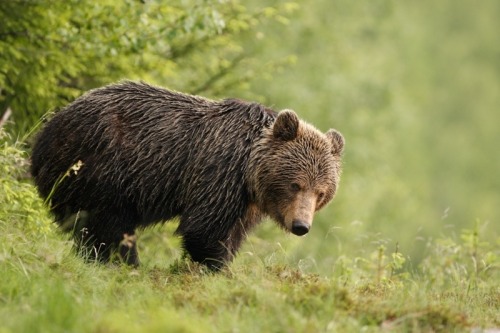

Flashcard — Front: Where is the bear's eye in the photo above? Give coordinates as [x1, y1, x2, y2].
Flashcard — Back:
[290, 183, 301, 192]
[318, 192, 325, 201]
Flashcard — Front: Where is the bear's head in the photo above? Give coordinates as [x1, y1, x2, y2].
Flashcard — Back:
[250, 110, 344, 236]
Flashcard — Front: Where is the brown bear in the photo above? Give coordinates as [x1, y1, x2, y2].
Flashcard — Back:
[31, 81, 344, 270]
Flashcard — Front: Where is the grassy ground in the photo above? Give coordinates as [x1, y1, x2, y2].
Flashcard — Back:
[1, 135, 499, 333]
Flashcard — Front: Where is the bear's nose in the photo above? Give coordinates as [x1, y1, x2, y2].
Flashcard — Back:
[291, 220, 310, 236]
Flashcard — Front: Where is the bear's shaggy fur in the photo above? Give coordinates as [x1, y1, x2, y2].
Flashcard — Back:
[31, 81, 344, 269]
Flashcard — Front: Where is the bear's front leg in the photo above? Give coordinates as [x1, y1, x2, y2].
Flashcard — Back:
[181, 235, 233, 271]
[178, 202, 254, 271]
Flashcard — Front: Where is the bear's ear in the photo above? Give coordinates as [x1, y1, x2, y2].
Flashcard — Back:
[273, 109, 299, 141]
[326, 129, 345, 155]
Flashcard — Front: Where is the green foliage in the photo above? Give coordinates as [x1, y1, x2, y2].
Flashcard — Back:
[0, 129, 52, 234]
[0, 0, 295, 134]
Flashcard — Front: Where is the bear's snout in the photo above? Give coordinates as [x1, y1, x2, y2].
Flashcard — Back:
[291, 219, 310, 236]
[283, 191, 316, 236]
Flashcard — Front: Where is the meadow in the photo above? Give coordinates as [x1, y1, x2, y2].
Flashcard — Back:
[1, 0, 499, 332]
[0, 130, 498, 332]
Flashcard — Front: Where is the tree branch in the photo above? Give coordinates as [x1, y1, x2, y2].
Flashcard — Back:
[190, 54, 245, 95]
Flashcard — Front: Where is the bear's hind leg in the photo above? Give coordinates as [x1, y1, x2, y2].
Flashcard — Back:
[117, 232, 140, 266]
[71, 208, 140, 266]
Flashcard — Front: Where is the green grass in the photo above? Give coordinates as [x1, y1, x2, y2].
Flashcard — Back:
[1, 134, 499, 333]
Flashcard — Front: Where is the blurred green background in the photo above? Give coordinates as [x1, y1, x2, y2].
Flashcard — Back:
[245, 0, 500, 271]
[1, 0, 498, 272]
